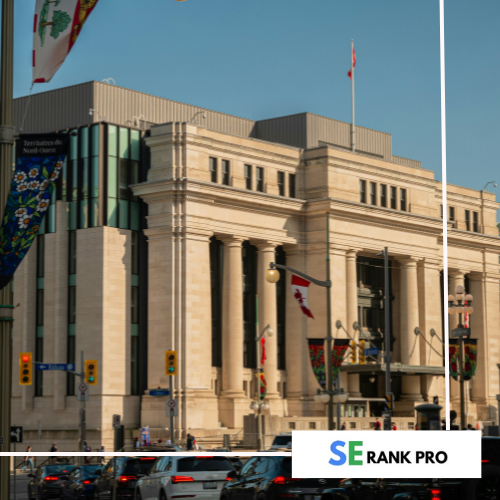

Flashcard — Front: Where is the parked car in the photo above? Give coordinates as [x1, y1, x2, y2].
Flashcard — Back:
[221, 456, 341, 500]
[93, 456, 157, 499]
[27, 463, 77, 499]
[136, 455, 235, 500]
[59, 464, 104, 499]
[270, 433, 292, 450]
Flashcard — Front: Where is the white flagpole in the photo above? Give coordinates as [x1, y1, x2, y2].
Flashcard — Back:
[351, 39, 355, 152]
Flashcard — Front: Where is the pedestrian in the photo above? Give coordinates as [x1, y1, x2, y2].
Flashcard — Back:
[192, 435, 199, 450]
[374, 418, 381, 431]
[166, 435, 172, 445]
[83, 441, 91, 464]
[49, 442, 58, 463]
[100, 445, 105, 463]
[341, 422, 347, 431]
[467, 424, 474, 430]
[186, 433, 194, 451]
[392, 423, 397, 431]
[134, 437, 140, 448]
[20, 446, 34, 473]
[158, 439, 162, 445]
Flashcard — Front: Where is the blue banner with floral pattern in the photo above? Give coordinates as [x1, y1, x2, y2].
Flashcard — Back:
[0, 134, 69, 290]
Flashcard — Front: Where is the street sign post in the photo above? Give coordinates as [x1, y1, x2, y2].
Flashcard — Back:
[166, 398, 178, 417]
[451, 327, 470, 338]
[149, 389, 170, 397]
[112, 414, 121, 429]
[364, 348, 379, 356]
[10, 426, 22, 443]
[35, 363, 75, 371]
[77, 382, 89, 402]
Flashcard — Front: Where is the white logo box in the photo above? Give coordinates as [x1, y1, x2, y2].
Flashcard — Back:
[292, 430, 481, 478]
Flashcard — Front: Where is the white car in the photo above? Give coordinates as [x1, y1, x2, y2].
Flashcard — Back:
[136, 456, 235, 500]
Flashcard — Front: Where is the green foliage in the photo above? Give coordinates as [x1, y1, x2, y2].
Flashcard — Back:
[38, 1, 50, 47]
[50, 10, 71, 40]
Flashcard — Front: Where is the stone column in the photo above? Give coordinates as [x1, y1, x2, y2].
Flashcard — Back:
[399, 258, 422, 403]
[346, 250, 358, 339]
[449, 270, 465, 408]
[255, 242, 279, 400]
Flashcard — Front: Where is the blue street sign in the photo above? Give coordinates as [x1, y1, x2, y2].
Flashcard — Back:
[364, 348, 379, 356]
[149, 389, 170, 397]
[141, 426, 150, 443]
[36, 363, 75, 371]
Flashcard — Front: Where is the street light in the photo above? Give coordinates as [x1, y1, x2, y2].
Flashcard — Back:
[448, 285, 474, 429]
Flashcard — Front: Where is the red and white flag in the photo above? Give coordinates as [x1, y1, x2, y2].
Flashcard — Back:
[260, 337, 266, 365]
[291, 275, 314, 319]
[464, 297, 469, 328]
[347, 45, 356, 79]
[33, 0, 100, 84]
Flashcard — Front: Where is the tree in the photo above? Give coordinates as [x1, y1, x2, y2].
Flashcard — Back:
[41, 10, 71, 41]
[38, 0, 64, 47]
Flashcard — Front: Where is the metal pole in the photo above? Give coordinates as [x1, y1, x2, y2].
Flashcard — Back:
[0, 4, 14, 499]
[459, 333, 466, 429]
[81, 351, 86, 459]
[13, 442, 16, 500]
[169, 375, 175, 445]
[256, 295, 263, 451]
[497, 364, 500, 436]
[326, 213, 333, 430]
[384, 247, 392, 430]
[336, 374, 341, 431]
[112, 455, 117, 500]
[351, 39, 355, 152]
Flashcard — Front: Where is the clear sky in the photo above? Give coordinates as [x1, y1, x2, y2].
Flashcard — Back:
[14, 1, 442, 176]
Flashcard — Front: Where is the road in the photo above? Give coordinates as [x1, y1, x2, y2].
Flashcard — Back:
[10, 472, 31, 500]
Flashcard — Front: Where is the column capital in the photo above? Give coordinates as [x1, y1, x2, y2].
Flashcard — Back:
[448, 269, 469, 280]
[217, 234, 246, 246]
[251, 239, 281, 252]
[398, 256, 420, 267]
[346, 249, 359, 259]
[467, 271, 484, 282]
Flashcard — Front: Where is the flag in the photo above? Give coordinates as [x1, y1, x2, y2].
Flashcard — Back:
[332, 339, 351, 380]
[291, 274, 314, 318]
[348, 45, 356, 79]
[464, 297, 469, 328]
[260, 336, 266, 365]
[449, 339, 460, 381]
[307, 339, 326, 389]
[33, 0, 100, 84]
[259, 370, 267, 399]
[463, 339, 478, 381]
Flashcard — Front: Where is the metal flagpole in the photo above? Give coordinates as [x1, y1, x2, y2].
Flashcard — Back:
[256, 296, 263, 451]
[351, 39, 355, 152]
[326, 213, 334, 430]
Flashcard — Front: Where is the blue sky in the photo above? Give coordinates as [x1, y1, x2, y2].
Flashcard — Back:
[15, 1, 442, 177]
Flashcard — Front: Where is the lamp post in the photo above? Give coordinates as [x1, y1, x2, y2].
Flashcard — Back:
[250, 316, 273, 451]
[448, 285, 474, 429]
[314, 384, 348, 430]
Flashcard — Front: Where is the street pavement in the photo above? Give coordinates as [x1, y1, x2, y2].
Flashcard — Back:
[10, 472, 31, 500]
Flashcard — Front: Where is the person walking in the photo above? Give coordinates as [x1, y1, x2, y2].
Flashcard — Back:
[49, 442, 58, 463]
[20, 446, 34, 473]
[186, 433, 194, 451]
[374, 418, 381, 430]
[392, 423, 397, 431]
[83, 441, 91, 464]
[166, 435, 172, 445]
[341, 422, 347, 431]
[99, 445, 105, 463]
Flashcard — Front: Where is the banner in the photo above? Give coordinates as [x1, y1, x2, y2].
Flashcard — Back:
[33, 0, 100, 83]
[332, 339, 350, 380]
[449, 339, 460, 381]
[308, 338, 326, 389]
[292, 274, 314, 318]
[0, 134, 69, 290]
[258, 370, 267, 399]
[464, 339, 478, 381]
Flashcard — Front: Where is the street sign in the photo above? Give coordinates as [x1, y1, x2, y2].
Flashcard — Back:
[112, 414, 121, 429]
[36, 363, 75, 371]
[166, 398, 178, 417]
[141, 426, 150, 444]
[451, 327, 470, 338]
[364, 348, 379, 356]
[149, 389, 170, 397]
[10, 426, 23, 443]
[77, 382, 89, 401]
[385, 392, 394, 411]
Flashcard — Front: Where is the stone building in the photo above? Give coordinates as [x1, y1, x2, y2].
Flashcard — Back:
[10, 81, 500, 449]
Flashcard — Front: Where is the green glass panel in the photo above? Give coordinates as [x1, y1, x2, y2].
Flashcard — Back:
[91, 124, 100, 156]
[119, 127, 129, 159]
[107, 197, 117, 227]
[131, 324, 139, 337]
[131, 201, 140, 231]
[130, 161, 139, 201]
[69, 201, 77, 230]
[79, 200, 88, 229]
[80, 127, 88, 158]
[61, 159, 67, 201]
[39, 215, 46, 235]
[108, 125, 118, 157]
[68, 274, 76, 287]
[37, 278, 44, 290]
[70, 130, 78, 161]
[131, 274, 139, 287]
[36, 326, 44, 338]
[90, 198, 99, 227]
[48, 204, 56, 233]
[119, 158, 129, 200]
[81, 158, 88, 199]
[131, 130, 140, 161]
[119, 199, 129, 229]
[107, 157, 118, 198]
[91, 157, 99, 198]
[71, 160, 78, 201]
[68, 324, 76, 337]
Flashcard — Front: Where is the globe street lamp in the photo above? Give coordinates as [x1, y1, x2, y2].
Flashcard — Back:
[448, 285, 474, 429]
[314, 387, 348, 429]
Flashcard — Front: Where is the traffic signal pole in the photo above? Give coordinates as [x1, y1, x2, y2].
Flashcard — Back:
[81, 351, 86, 454]
[0, 2, 15, 499]
[169, 375, 175, 445]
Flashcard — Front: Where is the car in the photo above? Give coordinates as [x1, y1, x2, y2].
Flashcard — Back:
[136, 455, 235, 500]
[27, 464, 77, 499]
[221, 456, 341, 500]
[93, 456, 157, 499]
[59, 464, 104, 499]
[270, 433, 292, 450]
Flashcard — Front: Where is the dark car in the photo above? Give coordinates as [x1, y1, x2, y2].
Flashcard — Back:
[93, 456, 156, 499]
[59, 464, 104, 499]
[221, 456, 340, 500]
[27, 464, 77, 499]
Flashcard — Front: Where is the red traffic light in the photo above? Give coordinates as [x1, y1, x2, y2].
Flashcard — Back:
[22, 355, 30, 363]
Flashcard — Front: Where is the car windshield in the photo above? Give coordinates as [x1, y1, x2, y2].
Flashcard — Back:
[178, 458, 234, 472]
[82, 465, 103, 475]
[280, 457, 292, 474]
[44, 465, 76, 475]
[123, 458, 156, 476]
[273, 436, 291, 446]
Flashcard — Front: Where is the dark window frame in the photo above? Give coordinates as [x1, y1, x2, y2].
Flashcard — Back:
[289, 174, 296, 198]
[380, 184, 387, 207]
[277, 171, 285, 196]
[465, 210, 470, 231]
[370, 182, 377, 205]
[244, 164, 252, 190]
[390, 186, 397, 209]
[256, 167, 264, 192]
[221, 160, 230, 186]
[400, 188, 407, 211]
[209, 157, 218, 183]
[360, 180, 367, 204]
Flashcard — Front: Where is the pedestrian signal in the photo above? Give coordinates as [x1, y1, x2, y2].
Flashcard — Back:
[350, 341, 357, 363]
[166, 350, 178, 376]
[359, 340, 365, 365]
[385, 392, 394, 411]
[19, 352, 32, 385]
[85, 360, 98, 385]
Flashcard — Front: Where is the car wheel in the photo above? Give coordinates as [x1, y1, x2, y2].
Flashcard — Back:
[257, 494, 267, 500]
[462, 464, 500, 500]
[136, 489, 142, 500]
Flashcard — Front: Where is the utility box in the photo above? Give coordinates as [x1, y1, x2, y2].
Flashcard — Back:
[415, 403, 442, 430]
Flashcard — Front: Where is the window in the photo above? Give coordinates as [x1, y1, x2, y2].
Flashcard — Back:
[131, 287, 139, 325]
[256, 167, 264, 192]
[465, 210, 470, 231]
[210, 237, 223, 367]
[390, 186, 397, 209]
[131, 231, 139, 275]
[289, 174, 296, 198]
[370, 182, 377, 205]
[473, 211, 479, 232]
[309, 422, 316, 429]
[360, 180, 366, 203]
[277, 171, 285, 196]
[276, 246, 286, 370]
[221, 160, 230, 185]
[449, 206, 455, 221]
[380, 184, 387, 207]
[244, 164, 252, 190]
[440, 204, 443, 219]
[209, 157, 217, 183]
[400, 188, 407, 211]
[289, 422, 296, 430]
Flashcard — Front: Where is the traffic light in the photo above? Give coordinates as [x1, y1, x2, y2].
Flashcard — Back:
[386, 392, 394, 411]
[19, 352, 32, 385]
[359, 340, 366, 365]
[85, 360, 98, 385]
[165, 350, 178, 376]
[350, 341, 357, 363]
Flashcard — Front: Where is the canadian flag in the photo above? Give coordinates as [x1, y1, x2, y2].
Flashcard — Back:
[291, 275, 314, 319]
[348, 46, 356, 79]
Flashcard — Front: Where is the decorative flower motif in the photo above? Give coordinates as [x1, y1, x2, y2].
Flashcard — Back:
[28, 167, 39, 178]
[18, 216, 31, 229]
[14, 207, 28, 219]
[17, 182, 29, 192]
[39, 180, 49, 191]
[28, 180, 40, 190]
[13, 171, 27, 184]
[36, 200, 49, 213]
